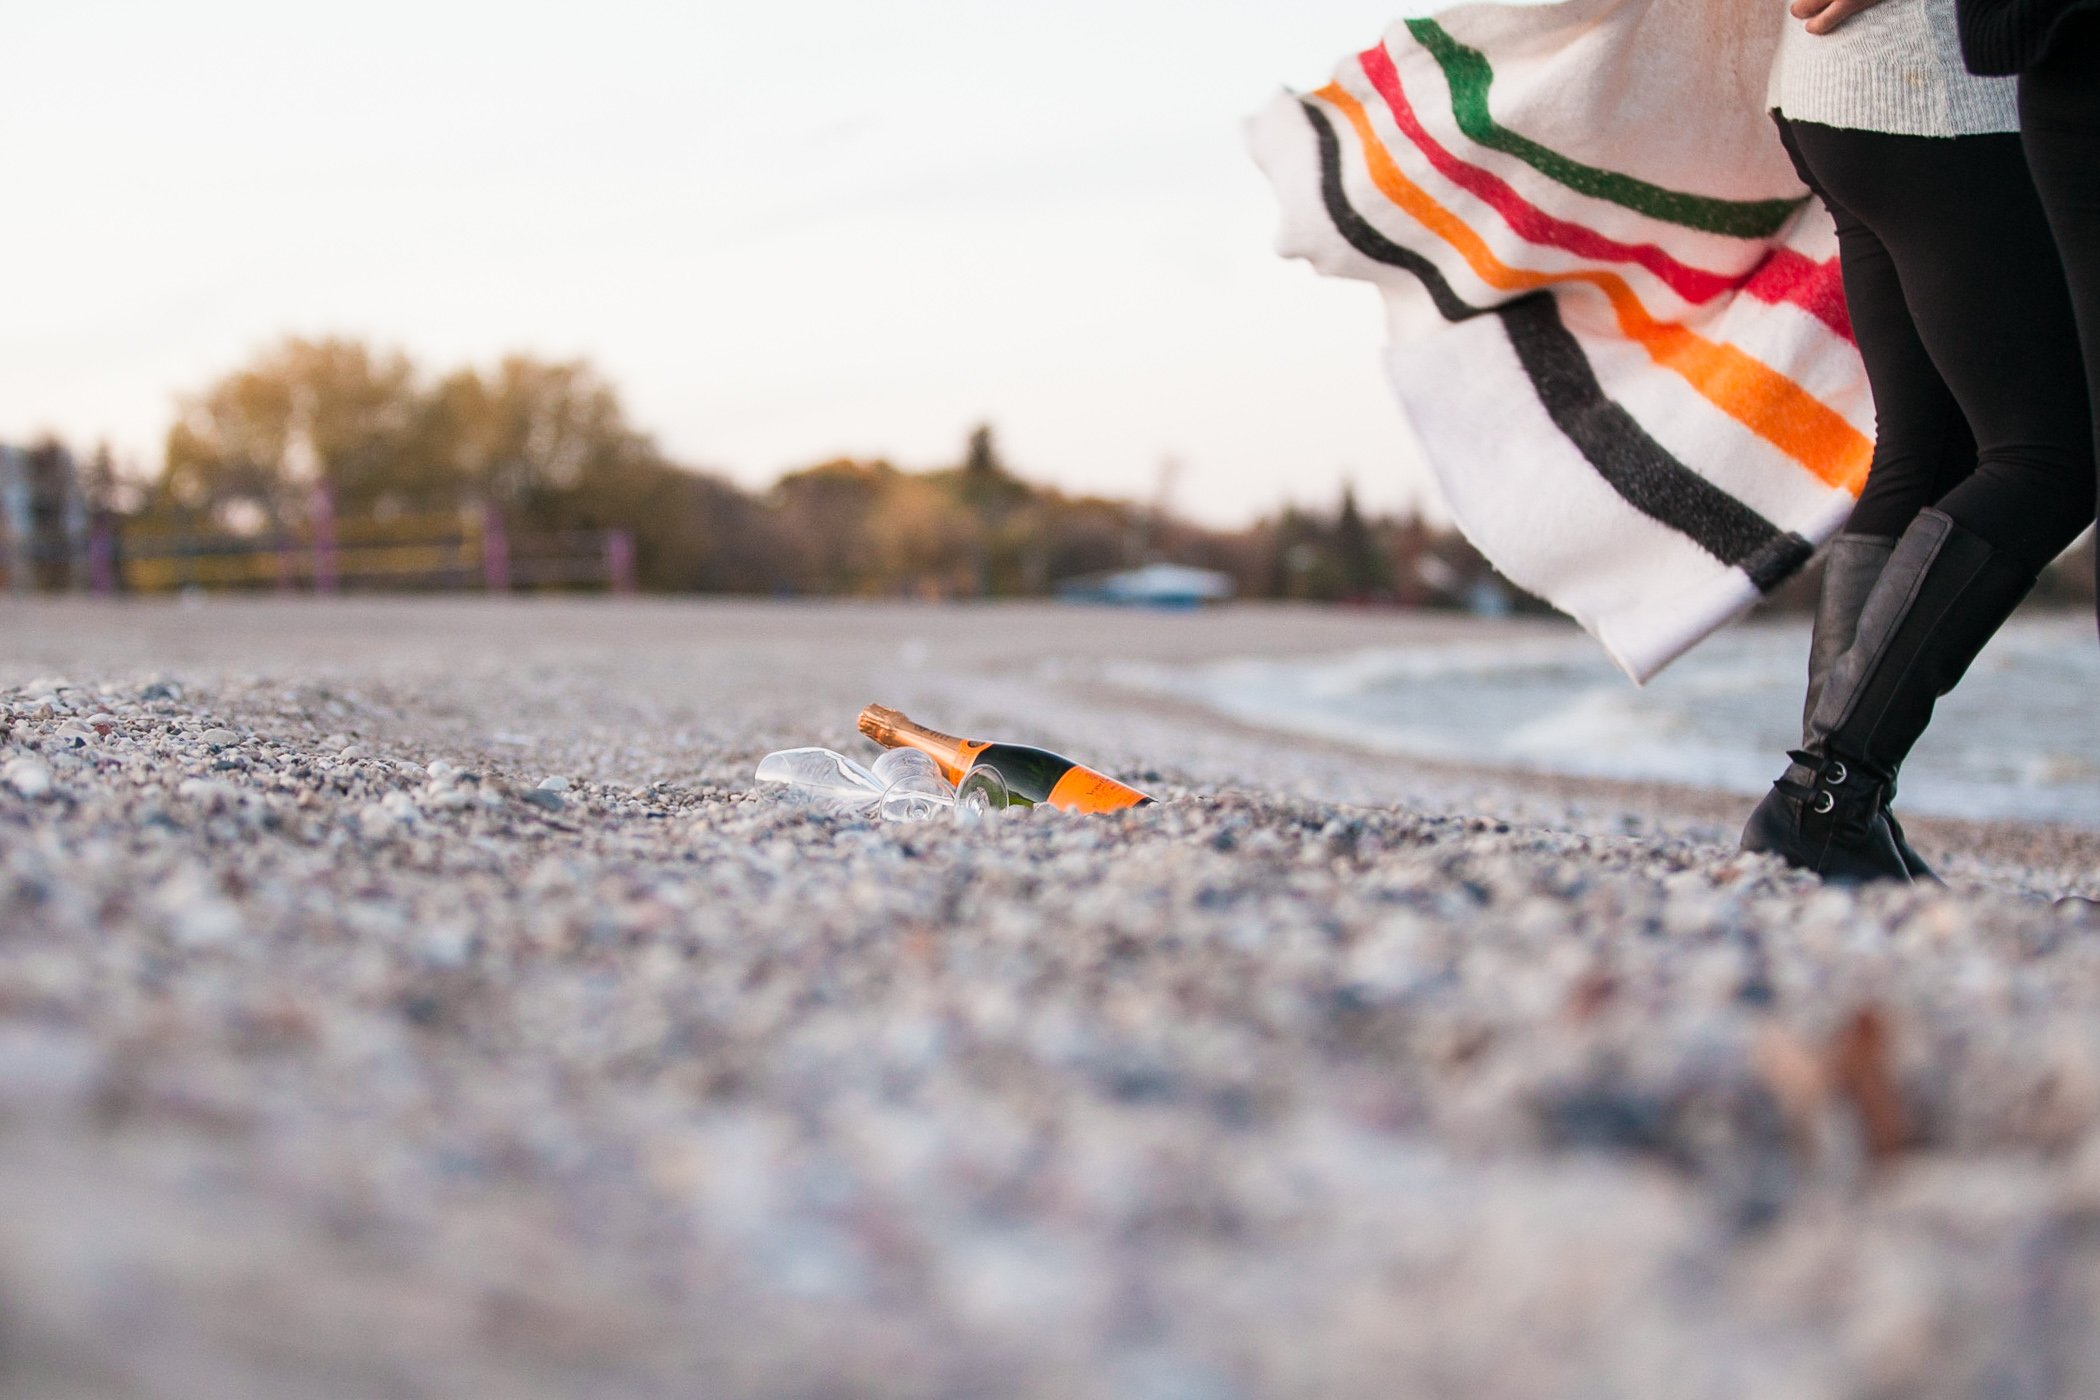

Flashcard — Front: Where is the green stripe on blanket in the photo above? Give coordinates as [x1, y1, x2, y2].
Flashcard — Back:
[1406, 19, 1805, 239]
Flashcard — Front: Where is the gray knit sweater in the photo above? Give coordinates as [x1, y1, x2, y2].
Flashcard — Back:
[1769, 0, 2019, 135]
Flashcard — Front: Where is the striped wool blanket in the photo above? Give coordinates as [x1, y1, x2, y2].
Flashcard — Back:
[1250, 0, 1872, 682]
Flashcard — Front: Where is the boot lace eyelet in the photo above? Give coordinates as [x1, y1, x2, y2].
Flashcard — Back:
[1813, 791, 1836, 815]
[1825, 762, 1848, 786]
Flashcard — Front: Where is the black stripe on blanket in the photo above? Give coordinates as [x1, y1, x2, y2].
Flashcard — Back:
[1299, 99, 1814, 593]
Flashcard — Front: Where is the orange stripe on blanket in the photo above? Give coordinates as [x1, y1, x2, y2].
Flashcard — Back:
[1316, 83, 1870, 496]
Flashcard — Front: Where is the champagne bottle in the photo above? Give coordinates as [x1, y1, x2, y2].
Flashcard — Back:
[857, 705, 1154, 813]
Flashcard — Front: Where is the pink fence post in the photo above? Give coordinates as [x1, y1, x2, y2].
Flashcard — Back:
[481, 504, 510, 593]
[88, 516, 117, 597]
[606, 528, 636, 594]
[311, 482, 339, 595]
[275, 528, 298, 594]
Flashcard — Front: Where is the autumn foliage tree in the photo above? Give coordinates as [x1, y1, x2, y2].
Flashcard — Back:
[154, 337, 781, 589]
[161, 339, 426, 528]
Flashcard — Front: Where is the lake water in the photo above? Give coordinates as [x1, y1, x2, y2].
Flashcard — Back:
[1113, 614, 2100, 827]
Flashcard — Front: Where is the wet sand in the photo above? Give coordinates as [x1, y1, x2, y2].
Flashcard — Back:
[2, 597, 2098, 1398]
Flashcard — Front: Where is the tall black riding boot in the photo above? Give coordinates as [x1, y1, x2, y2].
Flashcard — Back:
[1742, 509, 2035, 882]
[1801, 534, 1894, 735]
[1799, 534, 1939, 883]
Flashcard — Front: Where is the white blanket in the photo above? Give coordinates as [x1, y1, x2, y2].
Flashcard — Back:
[1249, 0, 1872, 681]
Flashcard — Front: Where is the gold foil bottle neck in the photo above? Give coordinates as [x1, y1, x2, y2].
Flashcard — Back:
[857, 704, 904, 747]
[857, 705, 966, 755]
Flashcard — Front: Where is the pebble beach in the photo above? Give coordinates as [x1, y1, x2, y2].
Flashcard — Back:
[4, 597, 2100, 1399]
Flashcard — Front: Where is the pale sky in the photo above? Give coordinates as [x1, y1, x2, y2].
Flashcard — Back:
[3, 1, 1452, 526]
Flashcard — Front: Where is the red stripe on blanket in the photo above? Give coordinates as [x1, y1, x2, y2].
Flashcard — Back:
[1741, 247, 1853, 341]
[1356, 44, 1854, 342]
[1356, 45, 1735, 301]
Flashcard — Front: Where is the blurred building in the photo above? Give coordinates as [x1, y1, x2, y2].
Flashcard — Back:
[0, 442, 91, 594]
[1057, 563, 1235, 608]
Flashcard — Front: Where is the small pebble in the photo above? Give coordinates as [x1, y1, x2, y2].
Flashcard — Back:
[537, 776, 570, 792]
[200, 728, 240, 748]
[154, 867, 241, 949]
[4, 759, 54, 799]
[421, 924, 474, 968]
[176, 778, 242, 810]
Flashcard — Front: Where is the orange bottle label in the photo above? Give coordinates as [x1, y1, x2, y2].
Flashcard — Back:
[944, 740, 991, 787]
[1045, 766, 1153, 813]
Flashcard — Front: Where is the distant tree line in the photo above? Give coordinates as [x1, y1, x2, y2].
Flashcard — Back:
[44, 335, 1550, 606]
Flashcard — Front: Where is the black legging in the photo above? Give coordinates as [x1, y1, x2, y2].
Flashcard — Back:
[2021, 11, 2100, 576]
[1774, 115, 2095, 576]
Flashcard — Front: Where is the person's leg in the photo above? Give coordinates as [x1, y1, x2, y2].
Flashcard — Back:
[1929, 411, 1979, 502]
[1774, 117, 1979, 541]
[1783, 123, 2095, 573]
[2020, 12, 2100, 606]
[1763, 118, 1984, 878]
[1743, 122, 2094, 880]
[1775, 116, 1967, 876]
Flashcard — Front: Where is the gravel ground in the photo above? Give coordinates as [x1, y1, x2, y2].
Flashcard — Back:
[4, 597, 2100, 1399]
